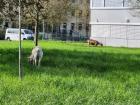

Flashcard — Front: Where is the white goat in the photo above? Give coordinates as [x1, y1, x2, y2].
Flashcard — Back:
[28, 46, 43, 67]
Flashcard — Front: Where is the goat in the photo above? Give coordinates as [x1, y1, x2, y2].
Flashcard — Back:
[87, 39, 103, 46]
[28, 46, 43, 67]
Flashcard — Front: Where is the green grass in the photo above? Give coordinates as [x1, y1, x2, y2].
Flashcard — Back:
[0, 40, 140, 105]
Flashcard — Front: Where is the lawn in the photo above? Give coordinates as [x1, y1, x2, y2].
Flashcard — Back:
[0, 40, 140, 105]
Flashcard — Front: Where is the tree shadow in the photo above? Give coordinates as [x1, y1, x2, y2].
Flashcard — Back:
[0, 48, 140, 78]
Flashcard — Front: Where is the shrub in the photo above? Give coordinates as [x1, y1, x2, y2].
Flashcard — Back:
[0, 29, 5, 40]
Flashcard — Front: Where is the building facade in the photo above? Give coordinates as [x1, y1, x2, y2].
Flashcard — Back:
[90, 0, 140, 47]
[59, 0, 90, 40]
[0, 0, 90, 41]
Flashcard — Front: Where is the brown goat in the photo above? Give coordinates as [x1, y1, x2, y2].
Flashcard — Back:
[87, 39, 103, 46]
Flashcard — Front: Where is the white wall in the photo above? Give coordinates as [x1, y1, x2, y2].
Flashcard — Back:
[90, 24, 140, 48]
[90, 8, 140, 23]
[90, 2, 140, 47]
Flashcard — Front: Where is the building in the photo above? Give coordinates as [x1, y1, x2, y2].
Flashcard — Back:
[90, 0, 140, 47]
[59, 0, 90, 40]
[0, 0, 90, 41]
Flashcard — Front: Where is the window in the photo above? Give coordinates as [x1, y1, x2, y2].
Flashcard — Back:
[71, 10, 75, 17]
[7, 29, 18, 34]
[13, 30, 19, 34]
[86, 24, 89, 31]
[105, 0, 124, 7]
[5, 22, 9, 27]
[79, 10, 82, 17]
[92, 0, 128, 7]
[92, 0, 104, 7]
[71, 23, 75, 30]
[63, 23, 67, 29]
[7, 30, 13, 34]
[24, 30, 33, 34]
[78, 23, 82, 30]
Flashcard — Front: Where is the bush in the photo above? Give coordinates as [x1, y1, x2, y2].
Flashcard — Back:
[0, 29, 5, 40]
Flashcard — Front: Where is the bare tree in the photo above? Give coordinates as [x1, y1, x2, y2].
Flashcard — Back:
[81, 0, 90, 37]
[21, 0, 72, 46]
[0, 0, 72, 44]
[0, 0, 19, 27]
[128, 0, 140, 17]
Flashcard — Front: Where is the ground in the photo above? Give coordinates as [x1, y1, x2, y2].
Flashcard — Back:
[0, 40, 140, 105]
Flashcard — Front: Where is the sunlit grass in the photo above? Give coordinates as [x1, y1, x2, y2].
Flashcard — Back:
[0, 40, 140, 105]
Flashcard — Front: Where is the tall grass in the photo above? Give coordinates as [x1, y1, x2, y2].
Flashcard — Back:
[0, 40, 140, 105]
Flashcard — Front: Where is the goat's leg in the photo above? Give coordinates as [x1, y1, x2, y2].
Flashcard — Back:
[38, 58, 42, 67]
[34, 59, 37, 66]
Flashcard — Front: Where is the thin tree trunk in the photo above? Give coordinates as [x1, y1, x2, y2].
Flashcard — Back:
[19, 0, 22, 80]
[35, 2, 39, 46]
[35, 19, 39, 46]
[42, 19, 45, 40]
[51, 24, 54, 39]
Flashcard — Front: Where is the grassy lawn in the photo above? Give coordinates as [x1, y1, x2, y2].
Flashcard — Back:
[0, 40, 140, 105]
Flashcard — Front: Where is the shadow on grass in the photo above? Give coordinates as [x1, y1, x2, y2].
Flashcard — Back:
[0, 48, 140, 77]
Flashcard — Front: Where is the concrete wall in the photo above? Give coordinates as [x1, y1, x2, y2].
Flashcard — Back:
[90, 0, 140, 48]
[91, 37, 140, 48]
[90, 23, 140, 48]
[90, 8, 140, 23]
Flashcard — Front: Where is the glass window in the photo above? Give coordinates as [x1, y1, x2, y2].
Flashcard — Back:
[71, 10, 75, 17]
[92, 0, 104, 7]
[13, 30, 19, 34]
[105, 0, 123, 7]
[86, 24, 89, 31]
[24, 30, 33, 34]
[92, 0, 128, 7]
[63, 23, 67, 29]
[7, 30, 13, 33]
[78, 23, 82, 30]
[79, 10, 82, 17]
[71, 23, 75, 30]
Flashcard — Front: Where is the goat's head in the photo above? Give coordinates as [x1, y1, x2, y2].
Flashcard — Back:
[28, 56, 34, 65]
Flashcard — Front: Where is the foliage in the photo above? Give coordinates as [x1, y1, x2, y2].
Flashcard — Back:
[128, 0, 140, 17]
[0, 41, 140, 105]
[0, 29, 5, 40]
[0, 0, 72, 45]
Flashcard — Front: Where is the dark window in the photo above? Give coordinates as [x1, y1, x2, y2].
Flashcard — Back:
[24, 30, 33, 34]
[71, 23, 75, 30]
[62, 23, 67, 35]
[86, 24, 89, 31]
[71, 10, 75, 17]
[79, 10, 82, 17]
[63, 23, 67, 29]
[78, 23, 82, 30]
[7, 30, 13, 33]
[5, 22, 9, 27]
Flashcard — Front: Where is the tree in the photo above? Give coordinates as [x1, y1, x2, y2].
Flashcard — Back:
[21, 0, 72, 46]
[20, 0, 49, 46]
[0, 0, 72, 45]
[81, 0, 90, 37]
[128, 0, 140, 17]
[0, 0, 19, 27]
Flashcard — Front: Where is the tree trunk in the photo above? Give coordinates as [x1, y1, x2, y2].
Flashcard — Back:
[35, 3, 39, 46]
[42, 19, 45, 40]
[51, 24, 54, 39]
[35, 19, 39, 46]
